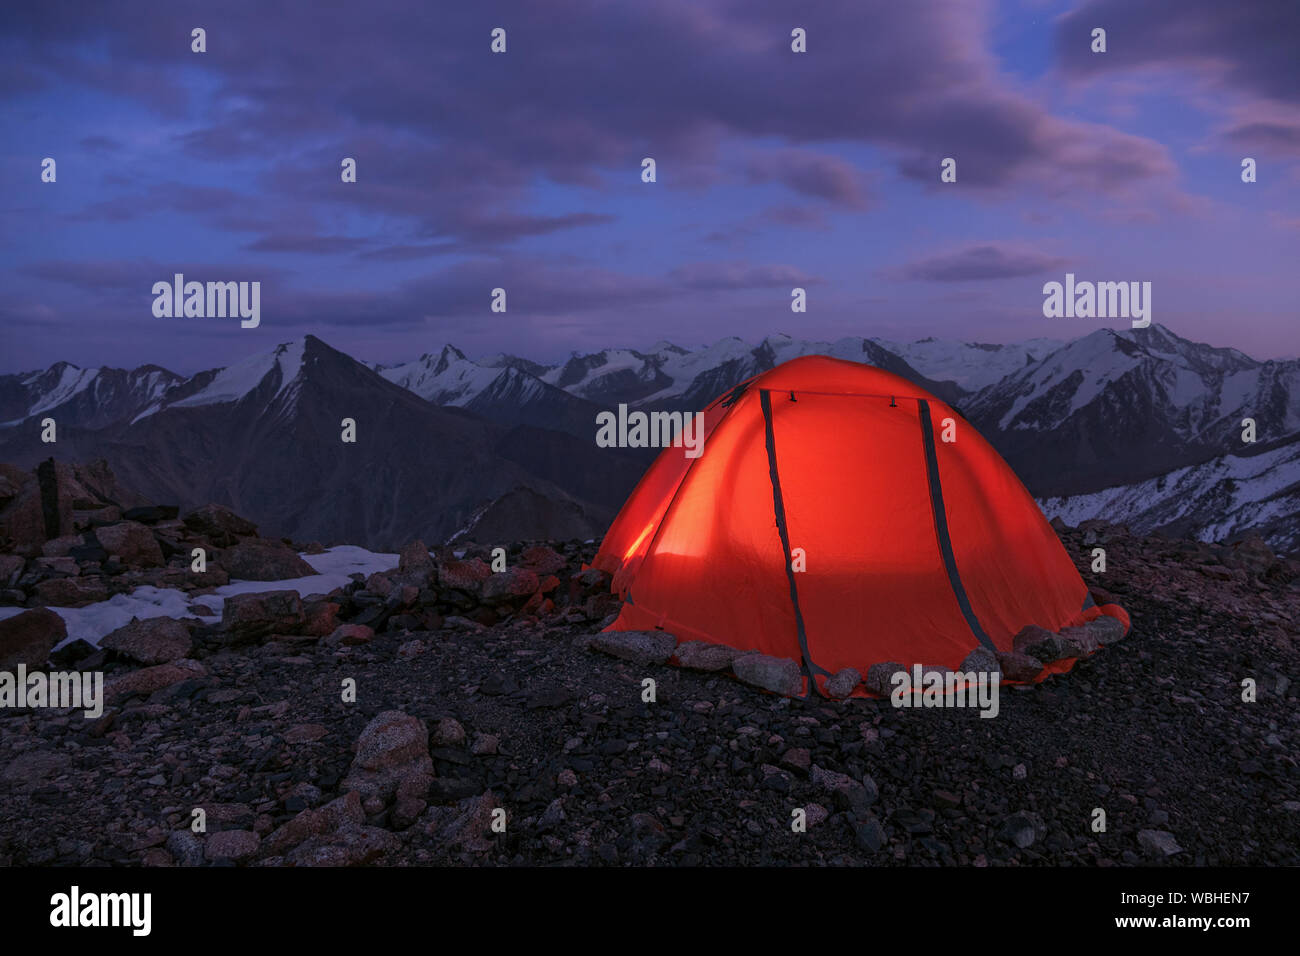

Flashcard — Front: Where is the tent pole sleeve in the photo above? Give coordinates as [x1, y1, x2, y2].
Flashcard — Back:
[759, 389, 829, 694]
[917, 399, 998, 654]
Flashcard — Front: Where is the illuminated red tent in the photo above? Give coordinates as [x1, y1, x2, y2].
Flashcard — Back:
[592, 355, 1129, 698]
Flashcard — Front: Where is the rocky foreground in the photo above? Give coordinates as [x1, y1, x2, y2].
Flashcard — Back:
[0, 471, 1297, 865]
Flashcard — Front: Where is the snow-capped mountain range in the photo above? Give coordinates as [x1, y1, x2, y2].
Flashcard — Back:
[2, 324, 1296, 552]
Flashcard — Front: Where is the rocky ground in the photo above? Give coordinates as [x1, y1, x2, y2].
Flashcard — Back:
[0, 461, 1297, 866]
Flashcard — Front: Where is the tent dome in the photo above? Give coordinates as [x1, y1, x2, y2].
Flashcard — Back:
[592, 355, 1128, 698]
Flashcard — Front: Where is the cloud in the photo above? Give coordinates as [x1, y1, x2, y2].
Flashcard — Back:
[79, 135, 122, 154]
[743, 149, 871, 206]
[68, 183, 246, 224]
[669, 261, 820, 290]
[20, 257, 290, 299]
[1216, 101, 1300, 158]
[243, 235, 370, 255]
[2, 0, 1184, 206]
[15, 253, 812, 331]
[890, 243, 1069, 282]
[1054, 0, 1299, 103]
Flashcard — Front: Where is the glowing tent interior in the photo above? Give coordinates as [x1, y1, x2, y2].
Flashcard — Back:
[591, 355, 1130, 698]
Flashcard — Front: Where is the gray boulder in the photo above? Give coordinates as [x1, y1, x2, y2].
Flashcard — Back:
[865, 661, 905, 696]
[733, 653, 803, 696]
[220, 590, 305, 643]
[0, 607, 65, 670]
[959, 646, 1001, 678]
[100, 616, 192, 664]
[1086, 614, 1127, 645]
[674, 641, 743, 672]
[341, 711, 433, 804]
[589, 630, 678, 665]
[995, 650, 1044, 682]
[217, 539, 315, 581]
[1012, 624, 1062, 662]
[824, 667, 862, 699]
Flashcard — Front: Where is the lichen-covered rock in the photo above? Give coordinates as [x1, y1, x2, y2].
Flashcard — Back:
[732, 653, 803, 696]
[865, 661, 905, 696]
[674, 641, 743, 672]
[518, 545, 566, 576]
[824, 667, 862, 699]
[93, 521, 164, 568]
[589, 630, 677, 665]
[1012, 625, 1062, 662]
[0, 607, 65, 670]
[33, 576, 109, 608]
[182, 504, 258, 546]
[480, 566, 540, 606]
[959, 646, 1001, 677]
[995, 651, 1044, 682]
[220, 590, 304, 643]
[438, 558, 491, 593]
[217, 539, 315, 581]
[1086, 614, 1127, 645]
[340, 711, 433, 803]
[100, 616, 192, 664]
[104, 659, 206, 705]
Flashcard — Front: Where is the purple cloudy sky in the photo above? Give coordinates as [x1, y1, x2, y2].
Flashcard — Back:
[1, 0, 1297, 374]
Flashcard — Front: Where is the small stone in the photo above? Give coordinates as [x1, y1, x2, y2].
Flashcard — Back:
[824, 667, 862, 699]
[854, 815, 886, 852]
[165, 830, 206, 867]
[1012, 625, 1062, 662]
[1137, 829, 1183, 858]
[995, 651, 1043, 682]
[430, 717, 466, 748]
[865, 662, 904, 696]
[1086, 614, 1127, 645]
[959, 646, 1000, 677]
[779, 748, 812, 774]
[205, 829, 260, 863]
[999, 811, 1046, 849]
[284, 724, 328, 744]
[326, 623, 373, 646]
[932, 789, 961, 809]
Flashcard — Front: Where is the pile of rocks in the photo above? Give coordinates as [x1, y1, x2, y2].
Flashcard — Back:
[586, 611, 1130, 700]
[0, 460, 316, 611]
[1, 519, 617, 692]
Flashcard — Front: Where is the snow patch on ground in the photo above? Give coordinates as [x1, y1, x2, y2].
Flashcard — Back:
[0, 545, 399, 650]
